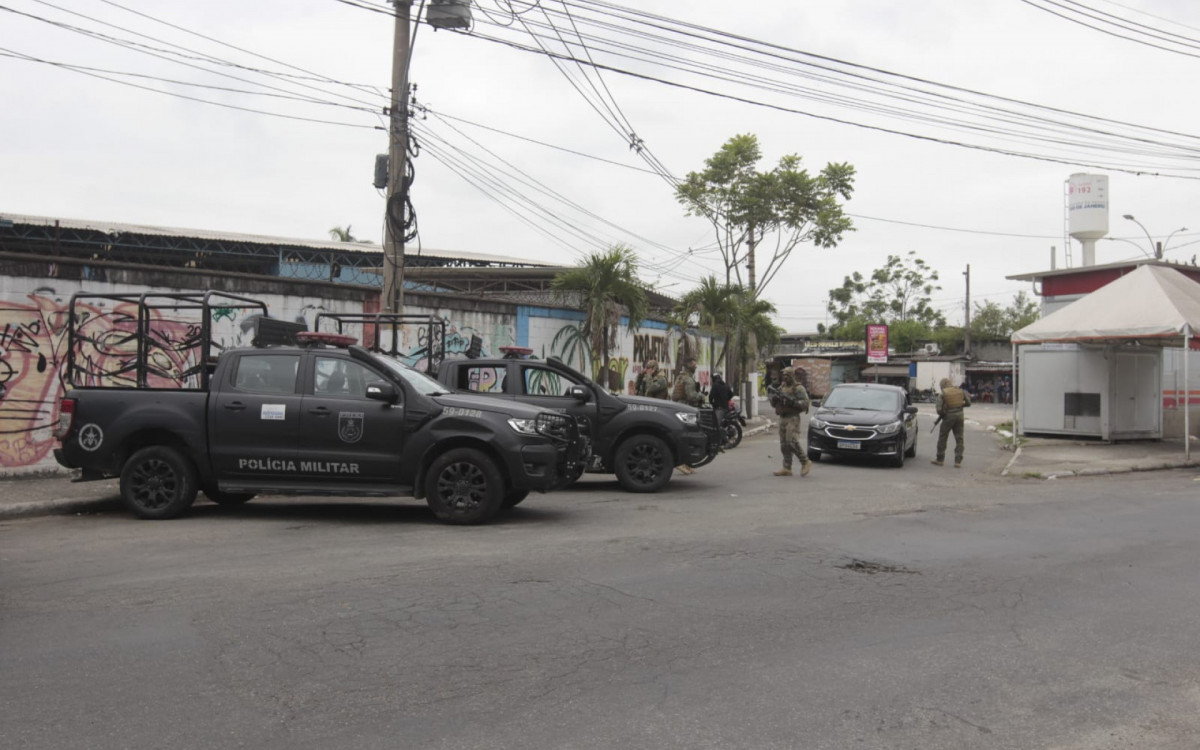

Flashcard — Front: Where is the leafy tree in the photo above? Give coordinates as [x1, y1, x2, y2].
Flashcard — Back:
[675, 134, 855, 297]
[827, 252, 946, 341]
[970, 291, 1040, 340]
[329, 225, 359, 242]
[551, 244, 649, 391]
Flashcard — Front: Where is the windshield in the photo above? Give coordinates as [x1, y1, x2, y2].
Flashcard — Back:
[823, 387, 900, 412]
[371, 355, 449, 396]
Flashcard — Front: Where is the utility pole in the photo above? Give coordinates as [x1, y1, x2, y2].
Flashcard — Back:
[963, 264, 971, 356]
[382, 1, 412, 313]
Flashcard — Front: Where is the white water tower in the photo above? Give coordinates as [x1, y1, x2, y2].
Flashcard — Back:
[1066, 173, 1109, 266]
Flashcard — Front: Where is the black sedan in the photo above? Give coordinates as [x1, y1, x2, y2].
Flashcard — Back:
[806, 383, 918, 467]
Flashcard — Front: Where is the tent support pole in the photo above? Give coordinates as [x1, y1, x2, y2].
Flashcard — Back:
[1186, 327, 1192, 463]
[1011, 343, 1018, 450]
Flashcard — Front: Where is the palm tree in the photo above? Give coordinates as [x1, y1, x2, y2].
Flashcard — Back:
[328, 226, 358, 242]
[677, 275, 737, 373]
[729, 291, 782, 385]
[551, 244, 649, 391]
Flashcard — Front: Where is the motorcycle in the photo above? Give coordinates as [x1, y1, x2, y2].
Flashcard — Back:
[720, 400, 747, 449]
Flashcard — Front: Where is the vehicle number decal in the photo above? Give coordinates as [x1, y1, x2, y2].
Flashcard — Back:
[443, 407, 483, 419]
[626, 404, 657, 412]
[78, 423, 104, 452]
[338, 411, 364, 443]
[260, 404, 286, 420]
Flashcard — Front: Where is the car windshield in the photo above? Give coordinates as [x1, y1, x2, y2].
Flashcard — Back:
[371, 355, 449, 396]
[823, 387, 900, 411]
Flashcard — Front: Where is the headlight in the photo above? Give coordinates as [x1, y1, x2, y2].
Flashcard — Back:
[507, 418, 539, 435]
[876, 420, 902, 435]
[809, 417, 828, 429]
[675, 412, 698, 426]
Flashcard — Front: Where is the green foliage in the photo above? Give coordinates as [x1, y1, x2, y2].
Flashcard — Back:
[970, 291, 1040, 340]
[827, 251, 946, 338]
[551, 244, 649, 392]
[675, 133, 855, 296]
[931, 326, 965, 354]
[329, 225, 358, 242]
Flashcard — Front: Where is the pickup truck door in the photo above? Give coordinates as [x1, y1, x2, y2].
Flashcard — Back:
[515, 362, 597, 427]
[209, 352, 302, 478]
[296, 354, 406, 483]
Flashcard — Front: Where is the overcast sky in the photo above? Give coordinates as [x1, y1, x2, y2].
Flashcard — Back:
[3, 0, 1200, 331]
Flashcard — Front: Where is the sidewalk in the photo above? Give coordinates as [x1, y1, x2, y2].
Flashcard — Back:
[3, 403, 1196, 521]
[937, 402, 1199, 480]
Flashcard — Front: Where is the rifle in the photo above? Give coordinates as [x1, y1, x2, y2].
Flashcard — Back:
[929, 414, 943, 433]
[767, 384, 805, 412]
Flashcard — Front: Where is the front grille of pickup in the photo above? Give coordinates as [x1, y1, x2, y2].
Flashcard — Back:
[535, 412, 576, 443]
[698, 408, 717, 429]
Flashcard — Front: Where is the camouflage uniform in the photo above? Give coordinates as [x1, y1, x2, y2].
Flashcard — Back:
[933, 377, 971, 467]
[671, 360, 704, 407]
[641, 360, 670, 400]
[670, 358, 702, 475]
[770, 367, 811, 477]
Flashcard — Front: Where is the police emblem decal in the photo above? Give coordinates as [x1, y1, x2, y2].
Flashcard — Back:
[79, 423, 104, 452]
[338, 412, 364, 443]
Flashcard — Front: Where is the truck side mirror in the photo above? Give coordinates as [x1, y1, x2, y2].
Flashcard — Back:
[568, 385, 590, 403]
[365, 380, 398, 403]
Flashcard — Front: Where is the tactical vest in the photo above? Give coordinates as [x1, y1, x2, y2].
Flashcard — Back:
[942, 387, 967, 410]
[672, 374, 689, 402]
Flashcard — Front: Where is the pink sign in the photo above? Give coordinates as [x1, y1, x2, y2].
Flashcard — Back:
[866, 324, 888, 364]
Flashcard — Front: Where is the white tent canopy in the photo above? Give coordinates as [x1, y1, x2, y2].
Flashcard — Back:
[1012, 265, 1200, 345]
[1010, 264, 1200, 460]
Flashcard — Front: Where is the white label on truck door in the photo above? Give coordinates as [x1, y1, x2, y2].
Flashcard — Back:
[260, 404, 286, 420]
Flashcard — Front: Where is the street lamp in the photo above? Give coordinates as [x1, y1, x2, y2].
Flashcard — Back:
[1122, 214, 1157, 258]
[1122, 214, 1188, 260]
[1164, 226, 1190, 256]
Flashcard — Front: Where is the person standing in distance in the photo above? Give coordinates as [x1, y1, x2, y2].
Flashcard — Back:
[639, 359, 670, 400]
[932, 377, 971, 467]
[769, 366, 812, 477]
[671, 356, 704, 474]
[709, 371, 734, 425]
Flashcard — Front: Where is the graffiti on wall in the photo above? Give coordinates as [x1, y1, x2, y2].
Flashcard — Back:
[0, 289, 332, 473]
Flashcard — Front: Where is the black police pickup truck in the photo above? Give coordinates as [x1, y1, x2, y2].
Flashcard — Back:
[52, 292, 583, 525]
[435, 353, 722, 492]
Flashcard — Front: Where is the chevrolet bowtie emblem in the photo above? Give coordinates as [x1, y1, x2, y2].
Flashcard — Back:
[846, 426, 856, 431]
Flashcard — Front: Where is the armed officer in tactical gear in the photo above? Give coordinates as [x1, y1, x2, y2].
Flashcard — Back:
[769, 366, 812, 477]
[932, 376, 971, 467]
[672, 356, 704, 407]
[669, 356, 703, 474]
[637, 359, 670, 400]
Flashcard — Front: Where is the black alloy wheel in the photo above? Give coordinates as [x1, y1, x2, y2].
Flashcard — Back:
[424, 448, 504, 524]
[119, 446, 199, 520]
[613, 434, 673, 492]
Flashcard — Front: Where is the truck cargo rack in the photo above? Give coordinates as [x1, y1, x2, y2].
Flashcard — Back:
[314, 312, 446, 375]
[66, 290, 270, 390]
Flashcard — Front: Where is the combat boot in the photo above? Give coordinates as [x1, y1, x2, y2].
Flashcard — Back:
[931, 459, 944, 466]
[773, 468, 792, 477]
[800, 462, 811, 477]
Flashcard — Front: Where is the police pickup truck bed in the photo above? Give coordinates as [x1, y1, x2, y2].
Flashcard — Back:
[436, 355, 721, 492]
[54, 329, 583, 525]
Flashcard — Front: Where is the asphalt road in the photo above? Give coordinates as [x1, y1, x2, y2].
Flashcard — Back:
[4, 422, 1200, 749]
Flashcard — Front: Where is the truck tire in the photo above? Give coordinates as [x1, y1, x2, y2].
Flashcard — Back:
[120, 446, 199, 520]
[613, 434, 672, 493]
[502, 488, 530, 509]
[204, 489, 256, 506]
[425, 448, 504, 524]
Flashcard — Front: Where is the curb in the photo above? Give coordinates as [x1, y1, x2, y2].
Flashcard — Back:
[0, 497, 117, 520]
[1006, 459, 1198, 481]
